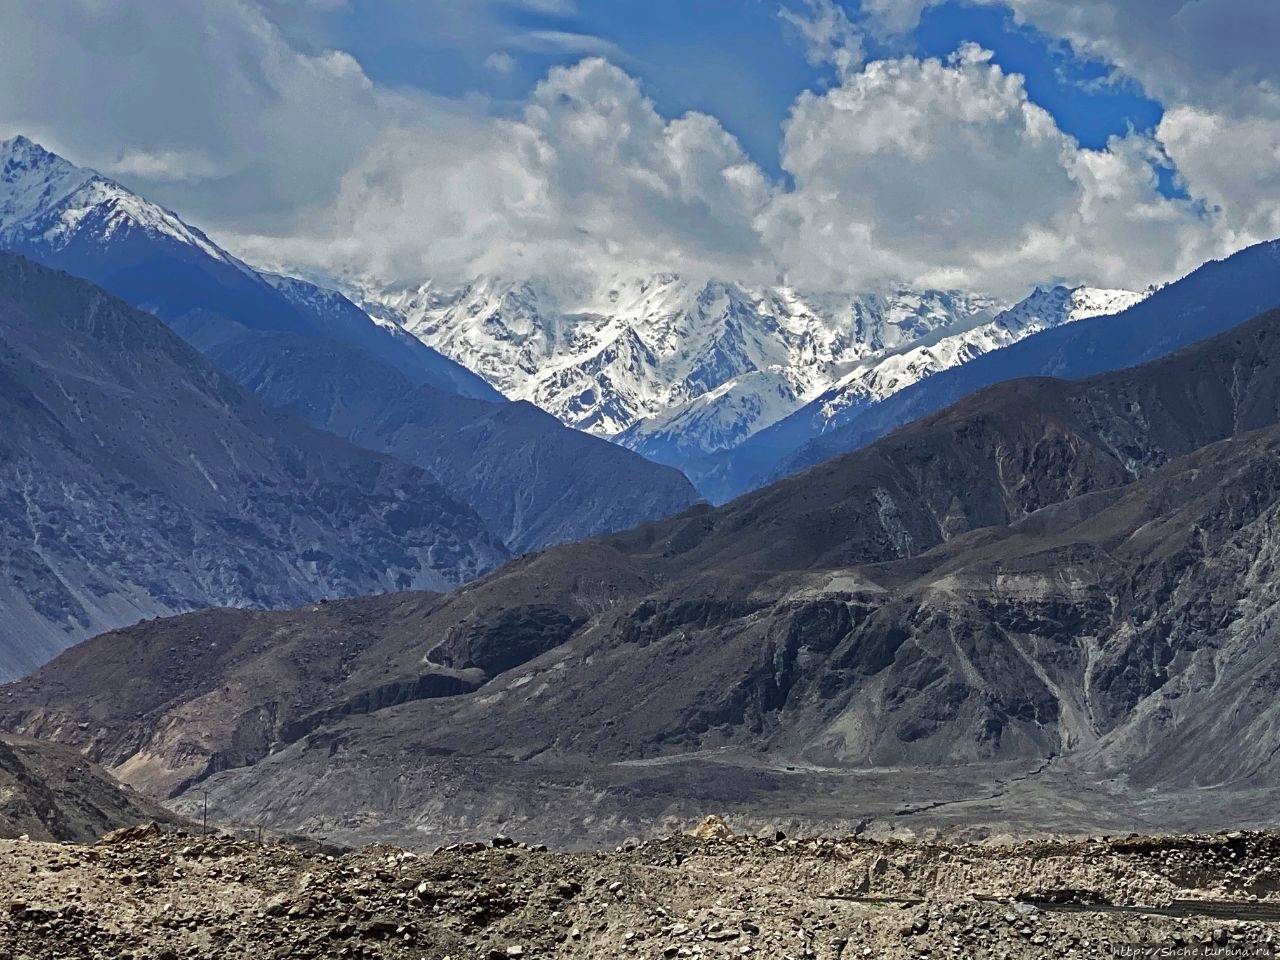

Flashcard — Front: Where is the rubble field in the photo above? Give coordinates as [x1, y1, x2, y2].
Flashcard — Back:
[3, 820, 1280, 959]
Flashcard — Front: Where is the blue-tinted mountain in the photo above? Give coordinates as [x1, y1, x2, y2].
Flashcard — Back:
[0, 252, 507, 681]
[0, 136, 698, 550]
[0, 134, 497, 401]
[193, 323, 701, 553]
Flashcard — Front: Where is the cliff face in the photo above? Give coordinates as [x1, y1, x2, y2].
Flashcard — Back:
[0, 733, 182, 842]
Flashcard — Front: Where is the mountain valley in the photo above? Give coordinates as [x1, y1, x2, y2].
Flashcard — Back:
[8, 297, 1280, 846]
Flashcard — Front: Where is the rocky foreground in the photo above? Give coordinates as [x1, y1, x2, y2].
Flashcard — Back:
[3, 820, 1280, 959]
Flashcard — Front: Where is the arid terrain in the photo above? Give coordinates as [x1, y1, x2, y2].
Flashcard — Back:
[3, 820, 1280, 959]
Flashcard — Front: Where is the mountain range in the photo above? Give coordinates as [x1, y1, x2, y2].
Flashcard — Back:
[6, 135, 1180, 518]
[704, 236, 1280, 501]
[9, 286, 1280, 844]
[362, 274, 1144, 491]
[8, 127, 1280, 849]
[0, 135, 699, 556]
[0, 252, 506, 681]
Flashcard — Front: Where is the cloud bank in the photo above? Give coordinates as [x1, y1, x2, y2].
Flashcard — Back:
[0, 0, 1274, 298]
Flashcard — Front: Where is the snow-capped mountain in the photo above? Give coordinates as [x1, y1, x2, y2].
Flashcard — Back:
[365, 273, 1146, 477]
[804, 284, 1148, 429]
[364, 276, 1003, 454]
[0, 135, 240, 267]
[0, 136, 698, 554]
[0, 135, 497, 400]
[618, 283, 1145, 469]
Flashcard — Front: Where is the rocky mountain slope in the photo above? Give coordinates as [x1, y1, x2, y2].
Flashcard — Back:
[7, 303, 1280, 842]
[0, 252, 507, 682]
[196, 326, 699, 553]
[4, 827, 1280, 959]
[0, 136, 699, 553]
[0, 734, 182, 842]
[707, 237, 1280, 501]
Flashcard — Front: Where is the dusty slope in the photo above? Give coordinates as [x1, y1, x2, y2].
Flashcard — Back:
[168, 419, 1280, 848]
[0, 734, 181, 842]
[2, 827, 1280, 959]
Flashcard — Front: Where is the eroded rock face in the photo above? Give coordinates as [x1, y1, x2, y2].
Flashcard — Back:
[0, 734, 182, 842]
[0, 254, 509, 681]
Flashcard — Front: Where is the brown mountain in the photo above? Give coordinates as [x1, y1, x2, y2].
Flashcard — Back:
[7, 305, 1280, 844]
[0, 733, 182, 842]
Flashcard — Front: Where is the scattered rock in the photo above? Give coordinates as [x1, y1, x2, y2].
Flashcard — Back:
[685, 815, 734, 841]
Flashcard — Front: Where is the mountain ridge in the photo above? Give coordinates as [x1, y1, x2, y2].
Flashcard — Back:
[722, 238, 1280, 499]
[362, 273, 1144, 487]
[0, 136, 700, 554]
[8, 299, 1280, 841]
[0, 135, 498, 401]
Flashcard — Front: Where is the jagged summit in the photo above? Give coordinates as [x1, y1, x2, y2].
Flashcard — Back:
[362, 272, 1146, 480]
[0, 134, 236, 265]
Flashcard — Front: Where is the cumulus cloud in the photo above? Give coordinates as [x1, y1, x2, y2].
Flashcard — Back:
[759, 44, 1214, 293]
[854, 0, 1280, 271]
[235, 58, 773, 285]
[995, 0, 1280, 262]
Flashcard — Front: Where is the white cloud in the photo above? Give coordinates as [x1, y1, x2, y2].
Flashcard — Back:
[512, 0, 576, 13]
[0, 0, 408, 229]
[858, 0, 934, 37]
[854, 0, 1280, 268]
[507, 30, 619, 57]
[779, 0, 864, 75]
[101, 148, 227, 183]
[757, 44, 1215, 294]
[484, 52, 518, 75]
[234, 58, 773, 286]
[991, 0, 1280, 261]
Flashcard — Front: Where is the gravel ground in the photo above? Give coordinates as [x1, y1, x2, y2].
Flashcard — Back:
[2, 819, 1279, 959]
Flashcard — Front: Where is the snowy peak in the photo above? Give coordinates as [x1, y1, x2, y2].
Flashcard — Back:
[998, 284, 1147, 334]
[0, 135, 236, 266]
[0, 137, 501, 403]
[367, 269, 1146, 478]
[806, 283, 1149, 426]
[366, 274, 1003, 460]
[0, 135, 94, 233]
